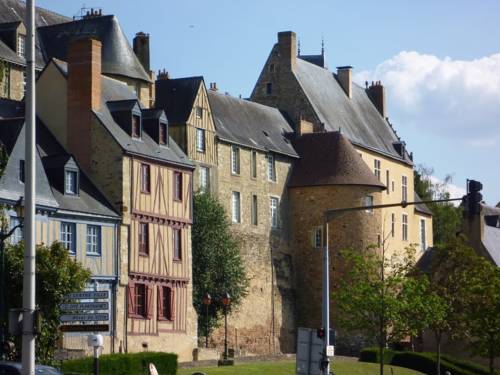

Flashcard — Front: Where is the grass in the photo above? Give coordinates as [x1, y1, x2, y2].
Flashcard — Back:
[178, 360, 425, 375]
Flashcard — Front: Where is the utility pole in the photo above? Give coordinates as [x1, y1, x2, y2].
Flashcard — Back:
[22, 0, 36, 374]
[321, 221, 330, 375]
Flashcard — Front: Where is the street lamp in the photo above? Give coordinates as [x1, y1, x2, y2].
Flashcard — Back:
[0, 199, 24, 359]
[221, 292, 231, 361]
[202, 293, 212, 348]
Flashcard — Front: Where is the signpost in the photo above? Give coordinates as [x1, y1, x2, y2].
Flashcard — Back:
[60, 314, 109, 323]
[60, 325, 109, 333]
[59, 290, 110, 334]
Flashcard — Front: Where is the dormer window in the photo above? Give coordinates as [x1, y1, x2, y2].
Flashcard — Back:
[132, 114, 141, 138]
[159, 122, 168, 145]
[19, 160, 25, 183]
[65, 170, 78, 195]
[17, 34, 26, 58]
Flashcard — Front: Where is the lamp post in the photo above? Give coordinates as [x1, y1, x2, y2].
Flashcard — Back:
[0, 200, 24, 360]
[221, 292, 231, 361]
[202, 293, 212, 348]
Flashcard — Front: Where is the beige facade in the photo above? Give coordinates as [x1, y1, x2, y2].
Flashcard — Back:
[0, 63, 24, 100]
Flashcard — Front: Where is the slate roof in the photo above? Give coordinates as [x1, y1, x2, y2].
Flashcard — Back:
[208, 90, 298, 158]
[289, 131, 386, 189]
[38, 15, 151, 82]
[0, 118, 58, 209]
[51, 59, 193, 169]
[414, 192, 433, 215]
[155, 77, 203, 123]
[293, 59, 412, 163]
[0, 38, 24, 65]
[482, 225, 500, 266]
[36, 121, 119, 218]
[0, 98, 23, 119]
[298, 54, 325, 68]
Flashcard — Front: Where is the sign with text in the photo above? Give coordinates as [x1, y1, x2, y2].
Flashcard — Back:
[59, 324, 110, 333]
[65, 291, 109, 300]
[60, 302, 109, 311]
[60, 313, 109, 323]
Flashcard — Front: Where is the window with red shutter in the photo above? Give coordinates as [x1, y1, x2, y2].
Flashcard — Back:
[139, 222, 149, 255]
[170, 288, 175, 320]
[127, 284, 136, 317]
[146, 285, 154, 319]
[158, 286, 173, 321]
[157, 285, 164, 319]
[134, 283, 147, 318]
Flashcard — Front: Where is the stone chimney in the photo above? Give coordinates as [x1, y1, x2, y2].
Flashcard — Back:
[297, 118, 314, 136]
[209, 82, 218, 91]
[366, 81, 386, 118]
[277, 31, 297, 71]
[337, 66, 352, 99]
[133, 32, 150, 72]
[67, 37, 102, 172]
[157, 69, 170, 80]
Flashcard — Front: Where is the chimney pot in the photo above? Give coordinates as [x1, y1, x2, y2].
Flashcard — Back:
[336, 66, 353, 99]
[210, 82, 218, 91]
[367, 81, 387, 118]
[133, 32, 150, 72]
[277, 31, 297, 71]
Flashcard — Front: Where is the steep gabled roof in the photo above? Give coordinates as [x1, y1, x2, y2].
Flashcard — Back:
[155, 77, 204, 123]
[208, 91, 298, 158]
[414, 193, 433, 216]
[298, 54, 325, 68]
[0, 37, 24, 65]
[289, 131, 386, 189]
[294, 59, 411, 163]
[38, 15, 151, 82]
[0, 98, 23, 120]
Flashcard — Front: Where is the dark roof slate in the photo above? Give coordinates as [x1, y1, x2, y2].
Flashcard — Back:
[294, 59, 412, 163]
[208, 90, 298, 158]
[414, 193, 433, 215]
[0, 98, 24, 120]
[0, 38, 24, 65]
[155, 77, 203, 123]
[37, 15, 151, 82]
[298, 54, 325, 68]
[289, 131, 386, 189]
[482, 225, 500, 266]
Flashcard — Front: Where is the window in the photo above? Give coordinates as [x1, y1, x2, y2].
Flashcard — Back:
[159, 122, 168, 145]
[312, 226, 323, 248]
[270, 197, 279, 228]
[391, 213, 395, 238]
[196, 128, 205, 152]
[269, 64, 275, 73]
[173, 228, 182, 260]
[251, 194, 258, 226]
[17, 34, 25, 58]
[402, 213, 408, 241]
[402, 175, 408, 201]
[2, 66, 10, 97]
[86, 225, 101, 255]
[158, 286, 173, 321]
[386, 170, 390, 194]
[139, 222, 149, 255]
[231, 191, 241, 223]
[174, 172, 183, 201]
[420, 219, 426, 251]
[374, 159, 381, 180]
[266, 82, 272, 95]
[363, 195, 374, 213]
[19, 160, 24, 183]
[10, 217, 23, 245]
[132, 114, 141, 138]
[140, 163, 150, 193]
[231, 146, 240, 175]
[267, 154, 276, 182]
[195, 106, 203, 119]
[199, 166, 209, 192]
[22, 71, 26, 95]
[134, 283, 147, 318]
[65, 170, 78, 195]
[60, 222, 76, 253]
[250, 151, 257, 179]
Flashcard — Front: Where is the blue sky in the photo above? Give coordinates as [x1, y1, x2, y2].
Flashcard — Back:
[38, 0, 500, 204]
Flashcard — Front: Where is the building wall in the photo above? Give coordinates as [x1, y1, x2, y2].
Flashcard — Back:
[289, 184, 382, 329]
[0, 63, 25, 101]
[107, 74, 151, 109]
[213, 141, 296, 354]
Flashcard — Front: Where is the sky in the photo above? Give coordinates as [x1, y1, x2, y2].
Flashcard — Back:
[37, 0, 500, 205]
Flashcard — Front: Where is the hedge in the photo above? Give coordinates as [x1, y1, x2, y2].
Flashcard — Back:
[359, 348, 498, 375]
[61, 352, 177, 375]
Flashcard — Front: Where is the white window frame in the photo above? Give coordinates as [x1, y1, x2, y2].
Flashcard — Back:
[231, 191, 241, 224]
[363, 195, 374, 213]
[267, 154, 276, 182]
[17, 34, 25, 58]
[10, 216, 23, 245]
[402, 175, 408, 202]
[420, 219, 426, 251]
[270, 196, 279, 229]
[196, 128, 205, 152]
[60, 222, 76, 254]
[374, 159, 381, 181]
[86, 225, 101, 256]
[195, 106, 203, 119]
[199, 166, 209, 192]
[402, 213, 408, 242]
[65, 170, 78, 195]
[231, 146, 240, 175]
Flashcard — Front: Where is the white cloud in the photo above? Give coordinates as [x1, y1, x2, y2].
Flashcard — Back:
[429, 175, 466, 204]
[354, 51, 500, 146]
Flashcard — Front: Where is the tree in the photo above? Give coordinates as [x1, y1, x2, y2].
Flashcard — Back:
[466, 261, 500, 375]
[191, 192, 248, 343]
[335, 244, 430, 375]
[4, 241, 91, 365]
[414, 165, 462, 246]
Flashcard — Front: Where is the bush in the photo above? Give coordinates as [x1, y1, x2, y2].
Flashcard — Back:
[359, 347, 396, 364]
[441, 354, 499, 375]
[61, 352, 177, 375]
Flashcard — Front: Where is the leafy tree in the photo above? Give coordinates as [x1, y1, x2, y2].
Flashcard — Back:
[334, 244, 431, 375]
[4, 241, 91, 365]
[466, 261, 500, 375]
[192, 192, 248, 344]
[414, 165, 462, 245]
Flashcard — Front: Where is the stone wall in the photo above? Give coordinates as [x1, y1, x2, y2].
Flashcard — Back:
[211, 141, 296, 355]
[0, 63, 24, 101]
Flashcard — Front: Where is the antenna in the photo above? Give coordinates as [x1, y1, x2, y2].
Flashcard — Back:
[321, 36, 325, 56]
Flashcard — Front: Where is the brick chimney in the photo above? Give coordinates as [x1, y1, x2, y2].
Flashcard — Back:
[209, 82, 218, 91]
[366, 81, 386, 118]
[277, 31, 297, 71]
[133, 32, 150, 72]
[67, 37, 102, 172]
[337, 66, 352, 99]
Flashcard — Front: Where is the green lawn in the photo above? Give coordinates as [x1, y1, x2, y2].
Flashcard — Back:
[178, 360, 424, 375]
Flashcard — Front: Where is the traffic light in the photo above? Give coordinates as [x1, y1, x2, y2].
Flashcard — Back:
[317, 328, 325, 339]
[466, 179, 483, 216]
[316, 328, 336, 345]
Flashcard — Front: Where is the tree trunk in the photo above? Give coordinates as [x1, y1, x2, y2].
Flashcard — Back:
[380, 342, 384, 375]
[436, 332, 441, 375]
[489, 339, 494, 375]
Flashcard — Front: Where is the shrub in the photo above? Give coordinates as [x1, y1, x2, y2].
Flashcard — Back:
[61, 352, 177, 375]
[441, 354, 499, 375]
[359, 347, 396, 364]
